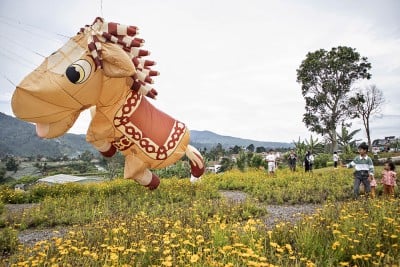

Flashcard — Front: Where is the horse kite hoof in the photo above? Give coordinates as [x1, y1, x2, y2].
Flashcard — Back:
[189, 154, 205, 178]
[146, 173, 160, 190]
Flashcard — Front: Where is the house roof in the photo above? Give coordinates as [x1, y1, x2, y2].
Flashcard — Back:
[38, 174, 102, 184]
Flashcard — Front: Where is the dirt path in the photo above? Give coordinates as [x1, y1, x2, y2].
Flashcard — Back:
[219, 190, 322, 228]
[7, 191, 322, 246]
[5, 204, 68, 246]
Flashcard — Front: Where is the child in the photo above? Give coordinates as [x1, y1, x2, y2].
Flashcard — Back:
[347, 142, 374, 199]
[370, 175, 377, 198]
[381, 161, 396, 198]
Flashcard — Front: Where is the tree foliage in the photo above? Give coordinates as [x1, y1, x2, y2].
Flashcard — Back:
[248, 154, 264, 169]
[255, 146, 266, 153]
[230, 145, 242, 154]
[246, 144, 255, 152]
[101, 152, 125, 179]
[219, 157, 234, 173]
[304, 136, 324, 154]
[0, 164, 6, 181]
[336, 124, 361, 154]
[5, 157, 19, 173]
[296, 46, 371, 152]
[79, 150, 95, 162]
[154, 161, 191, 178]
[207, 143, 225, 161]
[236, 151, 247, 171]
[292, 137, 307, 165]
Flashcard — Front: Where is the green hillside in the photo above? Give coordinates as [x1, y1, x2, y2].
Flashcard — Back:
[0, 112, 96, 158]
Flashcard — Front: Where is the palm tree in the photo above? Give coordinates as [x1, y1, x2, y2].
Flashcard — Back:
[293, 137, 307, 165]
[305, 136, 324, 154]
[336, 125, 361, 154]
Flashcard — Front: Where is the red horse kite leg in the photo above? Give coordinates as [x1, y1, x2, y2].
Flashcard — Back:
[11, 17, 205, 189]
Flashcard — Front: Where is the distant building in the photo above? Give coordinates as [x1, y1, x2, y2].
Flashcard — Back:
[205, 160, 222, 173]
[14, 184, 27, 191]
[37, 174, 103, 185]
[372, 136, 399, 152]
[206, 164, 222, 173]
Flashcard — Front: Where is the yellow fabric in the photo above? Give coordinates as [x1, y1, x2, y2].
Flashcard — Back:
[11, 22, 190, 184]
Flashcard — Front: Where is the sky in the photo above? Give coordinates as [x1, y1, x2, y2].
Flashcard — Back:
[0, 0, 399, 143]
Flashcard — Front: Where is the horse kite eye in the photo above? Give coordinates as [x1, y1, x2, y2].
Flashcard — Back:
[65, 59, 92, 84]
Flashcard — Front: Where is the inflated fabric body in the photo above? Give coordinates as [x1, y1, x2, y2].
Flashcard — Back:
[12, 17, 204, 189]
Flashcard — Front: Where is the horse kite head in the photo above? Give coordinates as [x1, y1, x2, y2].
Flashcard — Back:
[12, 17, 158, 138]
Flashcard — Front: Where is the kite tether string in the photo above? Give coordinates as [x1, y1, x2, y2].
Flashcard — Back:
[0, 16, 70, 86]
[100, 0, 104, 18]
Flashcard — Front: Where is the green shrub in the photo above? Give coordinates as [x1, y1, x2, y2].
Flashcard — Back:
[0, 187, 30, 204]
[0, 227, 19, 256]
[154, 161, 191, 178]
[314, 153, 330, 169]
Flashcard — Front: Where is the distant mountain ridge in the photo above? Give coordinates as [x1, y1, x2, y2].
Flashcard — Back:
[0, 113, 292, 157]
[190, 130, 292, 150]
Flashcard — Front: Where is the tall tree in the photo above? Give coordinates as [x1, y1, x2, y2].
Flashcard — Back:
[296, 46, 371, 152]
[350, 84, 385, 148]
[5, 157, 19, 173]
[230, 145, 242, 154]
[255, 146, 266, 153]
[246, 144, 255, 152]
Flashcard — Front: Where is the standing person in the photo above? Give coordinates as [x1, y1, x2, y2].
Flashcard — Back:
[265, 149, 276, 175]
[304, 151, 311, 172]
[288, 150, 297, 172]
[333, 151, 340, 169]
[347, 142, 374, 199]
[381, 161, 397, 198]
[309, 152, 315, 171]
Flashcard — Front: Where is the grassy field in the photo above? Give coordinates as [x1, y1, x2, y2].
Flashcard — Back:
[0, 167, 399, 266]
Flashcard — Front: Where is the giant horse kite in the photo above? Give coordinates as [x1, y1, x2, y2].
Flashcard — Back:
[11, 17, 205, 189]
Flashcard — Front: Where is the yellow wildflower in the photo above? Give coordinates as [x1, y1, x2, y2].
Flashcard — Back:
[110, 252, 118, 261]
[332, 241, 340, 250]
[162, 261, 173, 267]
[190, 254, 200, 263]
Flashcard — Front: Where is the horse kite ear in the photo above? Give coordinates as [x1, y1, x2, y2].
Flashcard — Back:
[101, 42, 136, 78]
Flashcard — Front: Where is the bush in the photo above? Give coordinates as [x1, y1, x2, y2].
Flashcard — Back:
[154, 161, 191, 178]
[0, 165, 6, 181]
[314, 153, 330, 169]
[0, 187, 30, 204]
[0, 227, 19, 256]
